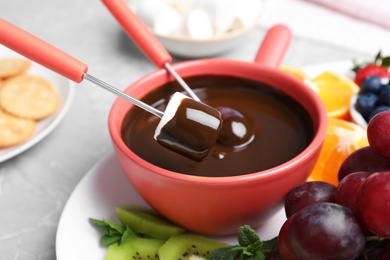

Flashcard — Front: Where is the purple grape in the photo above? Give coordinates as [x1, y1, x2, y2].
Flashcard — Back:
[289, 203, 366, 260]
[278, 215, 300, 260]
[284, 181, 336, 218]
[357, 171, 390, 238]
[335, 171, 374, 214]
[338, 146, 390, 181]
[367, 110, 390, 161]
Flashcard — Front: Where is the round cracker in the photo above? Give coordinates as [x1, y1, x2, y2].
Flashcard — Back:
[0, 111, 36, 148]
[0, 59, 31, 79]
[0, 75, 59, 120]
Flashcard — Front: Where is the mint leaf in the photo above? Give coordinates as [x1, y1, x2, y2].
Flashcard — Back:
[243, 243, 262, 256]
[238, 225, 261, 247]
[253, 253, 266, 260]
[90, 217, 137, 247]
[89, 218, 108, 227]
[102, 219, 125, 234]
[100, 235, 121, 246]
[121, 226, 137, 243]
[208, 246, 243, 260]
[209, 225, 278, 260]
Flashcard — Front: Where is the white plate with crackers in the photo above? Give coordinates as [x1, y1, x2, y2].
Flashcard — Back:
[0, 45, 74, 163]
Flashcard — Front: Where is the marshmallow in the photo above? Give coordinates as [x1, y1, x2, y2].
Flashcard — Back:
[235, 0, 262, 27]
[186, 9, 213, 40]
[153, 5, 185, 37]
[131, 0, 262, 39]
[154, 92, 222, 161]
[213, 2, 237, 34]
[194, 0, 237, 34]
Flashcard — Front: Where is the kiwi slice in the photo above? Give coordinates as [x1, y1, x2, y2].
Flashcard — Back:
[105, 237, 164, 260]
[116, 205, 185, 240]
[158, 234, 229, 260]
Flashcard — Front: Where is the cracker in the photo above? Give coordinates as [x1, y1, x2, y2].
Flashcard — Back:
[0, 111, 36, 148]
[0, 59, 31, 79]
[0, 75, 59, 120]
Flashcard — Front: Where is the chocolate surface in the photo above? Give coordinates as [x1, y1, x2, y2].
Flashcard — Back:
[122, 75, 314, 177]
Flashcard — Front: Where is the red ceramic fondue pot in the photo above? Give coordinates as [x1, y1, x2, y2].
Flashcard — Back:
[0, 10, 327, 234]
[103, 0, 328, 235]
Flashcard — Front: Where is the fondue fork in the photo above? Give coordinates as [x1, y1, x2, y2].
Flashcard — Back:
[101, 0, 202, 102]
[0, 18, 164, 118]
[0, 19, 223, 161]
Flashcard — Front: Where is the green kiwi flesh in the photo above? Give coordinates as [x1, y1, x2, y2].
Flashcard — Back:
[158, 234, 229, 260]
[116, 205, 185, 240]
[104, 237, 164, 260]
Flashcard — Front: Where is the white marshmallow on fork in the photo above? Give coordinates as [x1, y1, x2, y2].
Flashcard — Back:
[154, 92, 223, 161]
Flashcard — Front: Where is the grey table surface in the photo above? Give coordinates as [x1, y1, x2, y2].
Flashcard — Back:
[0, 0, 373, 259]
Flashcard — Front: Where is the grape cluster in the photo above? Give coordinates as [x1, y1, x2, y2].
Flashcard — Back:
[273, 110, 390, 260]
[355, 76, 390, 122]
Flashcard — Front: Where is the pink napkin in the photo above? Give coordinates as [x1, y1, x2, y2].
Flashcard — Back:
[304, 0, 390, 30]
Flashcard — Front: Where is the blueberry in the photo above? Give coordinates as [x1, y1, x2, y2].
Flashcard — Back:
[369, 105, 390, 121]
[355, 92, 379, 120]
[360, 76, 383, 94]
[379, 85, 390, 106]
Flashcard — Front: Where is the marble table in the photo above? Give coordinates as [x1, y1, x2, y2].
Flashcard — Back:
[0, 0, 375, 259]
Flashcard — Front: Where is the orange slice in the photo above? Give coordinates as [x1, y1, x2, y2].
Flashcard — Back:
[308, 118, 369, 185]
[279, 65, 310, 81]
[311, 71, 359, 120]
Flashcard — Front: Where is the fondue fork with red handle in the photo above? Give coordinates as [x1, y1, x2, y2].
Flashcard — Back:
[0, 18, 164, 118]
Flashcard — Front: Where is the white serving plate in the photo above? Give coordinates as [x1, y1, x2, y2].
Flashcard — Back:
[56, 60, 357, 259]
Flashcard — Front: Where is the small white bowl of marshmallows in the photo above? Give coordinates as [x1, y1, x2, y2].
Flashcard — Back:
[128, 0, 263, 58]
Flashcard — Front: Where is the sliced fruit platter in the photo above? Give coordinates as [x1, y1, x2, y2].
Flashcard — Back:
[89, 206, 275, 259]
[56, 56, 390, 260]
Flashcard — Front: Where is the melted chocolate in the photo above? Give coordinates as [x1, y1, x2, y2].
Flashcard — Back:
[215, 106, 254, 147]
[122, 75, 314, 177]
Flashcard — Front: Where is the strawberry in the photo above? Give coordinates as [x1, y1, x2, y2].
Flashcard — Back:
[354, 64, 390, 86]
[352, 51, 390, 86]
